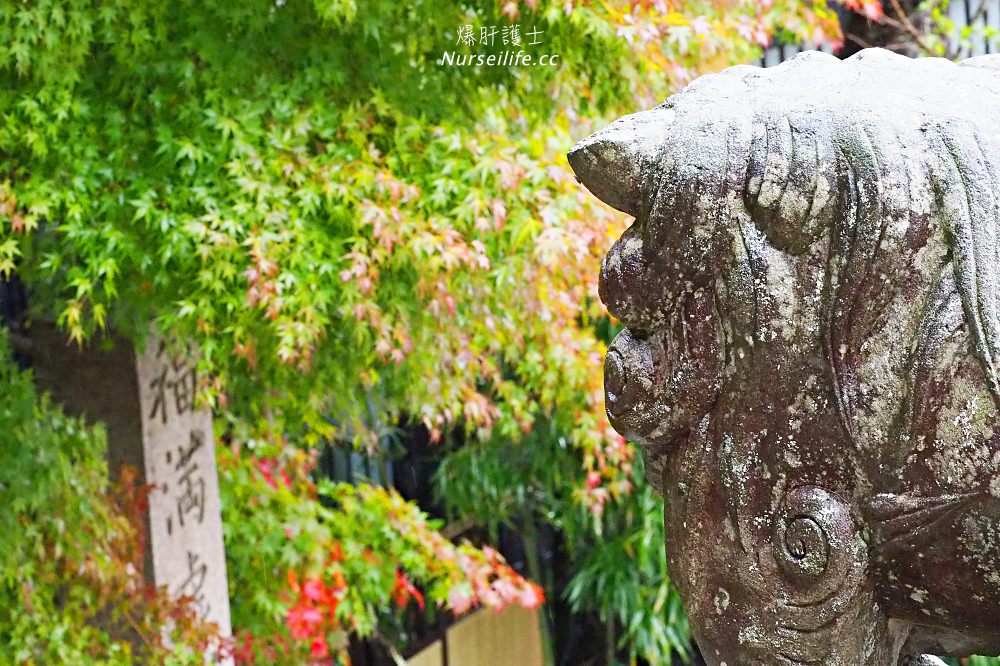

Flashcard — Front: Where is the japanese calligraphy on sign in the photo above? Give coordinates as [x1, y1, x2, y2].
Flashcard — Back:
[137, 338, 231, 634]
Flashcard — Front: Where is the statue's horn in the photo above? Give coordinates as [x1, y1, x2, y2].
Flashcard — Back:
[567, 107, 674, 217]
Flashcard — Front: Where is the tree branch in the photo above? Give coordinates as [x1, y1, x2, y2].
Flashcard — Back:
[885, 0, 937, 55]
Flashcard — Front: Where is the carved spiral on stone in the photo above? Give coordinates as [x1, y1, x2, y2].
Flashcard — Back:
[771, 486, 862, 606]
[777, 513, 830, 581]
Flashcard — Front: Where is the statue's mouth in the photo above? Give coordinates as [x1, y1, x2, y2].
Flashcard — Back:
[604, 327, 671, 446]
[603, 346, 635, 419]
[603, 281, 724, 463]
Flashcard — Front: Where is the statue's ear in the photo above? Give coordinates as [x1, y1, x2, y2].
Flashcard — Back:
[929, 124, 1000, 414]
[567, 107, 674, 217]
[742, 113, 837, 256]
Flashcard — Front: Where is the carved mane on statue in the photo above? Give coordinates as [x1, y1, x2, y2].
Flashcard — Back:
[569, 49, 1000, 666]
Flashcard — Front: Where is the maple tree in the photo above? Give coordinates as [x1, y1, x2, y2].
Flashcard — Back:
[0, 0, 906, 663]
[220, 447, 543, 664]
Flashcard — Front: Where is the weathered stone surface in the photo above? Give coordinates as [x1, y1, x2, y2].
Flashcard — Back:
[569, 49, 1000, 665]
[30, 326, 232, 637]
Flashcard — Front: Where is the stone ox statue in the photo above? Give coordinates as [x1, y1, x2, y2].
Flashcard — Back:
[568, 49, 1000, 666]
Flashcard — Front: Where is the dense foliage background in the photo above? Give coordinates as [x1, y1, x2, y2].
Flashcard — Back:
[2, 0, 997, 664]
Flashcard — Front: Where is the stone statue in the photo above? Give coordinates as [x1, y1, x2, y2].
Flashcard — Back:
[568, 49, 1000, 666]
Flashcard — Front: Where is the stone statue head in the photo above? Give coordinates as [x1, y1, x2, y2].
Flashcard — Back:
[569, 49, 1000, 665]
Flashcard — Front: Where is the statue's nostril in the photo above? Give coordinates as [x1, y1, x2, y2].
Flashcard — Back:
[604, 350, 627, 414]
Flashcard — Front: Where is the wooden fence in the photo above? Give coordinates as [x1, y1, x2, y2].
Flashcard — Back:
[407, 607, 544, 666]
